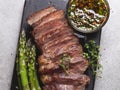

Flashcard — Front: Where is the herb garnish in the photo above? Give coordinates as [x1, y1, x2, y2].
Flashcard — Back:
[83, 40, 102, 76]
[59, 53, 71, 75]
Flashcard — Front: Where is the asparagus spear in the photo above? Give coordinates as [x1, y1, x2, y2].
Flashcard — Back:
[27, 40, 41, 90]
[16, 55, 22, 90]
[27, 40, 36, 90]
[32, 49, 41, 90]
[33, 71, 41, 90]
[18, 30, 30, 90]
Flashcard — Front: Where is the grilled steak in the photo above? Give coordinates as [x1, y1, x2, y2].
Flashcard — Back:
[43, 39, 79, 59]
[41, 31, 75, 50]
[27, 6, 56, 25]
[33, 19, 68, 37]
[38, 53, 88, 74]
[41, 73, 90, 85]
[43, 85, 85, 90]
[27, 6, 90, 90]
[32, 10, 65, 27]
[35, 26, 73, 47]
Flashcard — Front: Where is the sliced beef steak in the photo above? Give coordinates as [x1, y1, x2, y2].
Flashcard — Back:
[38, 52, 88, 74]
[27, 6, 90, 90]
[41, 30, 74, 50]
[43, 39, 79, 59]
[33, 18, 68, 37]
[27, 6, 56, 25]
[43, 84, 85, 90]
[41, 73, 90, 85]
[32, 10, 64, 27]
[35, 26, 73, 47]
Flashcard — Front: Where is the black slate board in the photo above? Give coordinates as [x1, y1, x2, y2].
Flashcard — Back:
[10, 0, 101, 90]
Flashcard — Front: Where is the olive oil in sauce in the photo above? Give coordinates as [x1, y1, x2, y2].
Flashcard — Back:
[68, 0, 109, 32]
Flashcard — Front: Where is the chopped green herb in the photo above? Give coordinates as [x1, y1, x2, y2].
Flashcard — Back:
[83, 40, 102, 76]
[59, 53, 71, 75]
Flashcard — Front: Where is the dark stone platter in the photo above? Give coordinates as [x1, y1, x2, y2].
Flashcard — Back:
[11, 0, 101, 90]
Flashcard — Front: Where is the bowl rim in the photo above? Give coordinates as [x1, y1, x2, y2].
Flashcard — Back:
[66, 0, 110, 34]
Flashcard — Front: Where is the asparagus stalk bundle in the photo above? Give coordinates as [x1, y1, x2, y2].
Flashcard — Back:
[16, 30, 41, 90]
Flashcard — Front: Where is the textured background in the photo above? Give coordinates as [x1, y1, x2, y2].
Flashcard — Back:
[0, 0, 120, 90]
[0, 0, 25, 90]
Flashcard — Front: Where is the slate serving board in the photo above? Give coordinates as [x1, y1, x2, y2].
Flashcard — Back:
[10, 0, 101, 90]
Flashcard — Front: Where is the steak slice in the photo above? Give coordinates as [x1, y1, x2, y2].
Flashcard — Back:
[39, 60, 88, 74]
[35, 26, 73, 47]
[39, 52, 88, 74]
[43, 85, 85, 90]
[41, 73, 90, 85]
[32, 10, 65, 27]
[33, 18, 68, 37]
[40, 31, 75, 50]
[43, 85, 73, 90]
[38, 44, 83, 64]
[27, 6, 56, 25]
[43, 39, 80, 59]
[39, 57, 88, 74]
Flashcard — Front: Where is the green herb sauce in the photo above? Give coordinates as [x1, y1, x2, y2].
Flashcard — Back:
[68, 0, 109, 31]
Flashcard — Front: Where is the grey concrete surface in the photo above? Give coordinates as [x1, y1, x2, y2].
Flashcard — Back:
[0, 0, 120, 90]
[0, 0, 25, 90]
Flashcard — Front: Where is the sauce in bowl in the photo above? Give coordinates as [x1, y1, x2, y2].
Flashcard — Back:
[67, 0, 110, 33]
